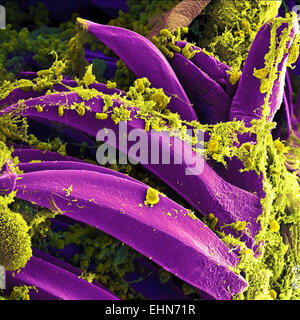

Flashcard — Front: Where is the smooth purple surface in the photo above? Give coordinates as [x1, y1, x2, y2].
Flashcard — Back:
[1, 92, 262, 239]
[209, 157, 265, 197]
[6, 253, 118, 300]
[170, 52, 231, 123]
[19, 160, 143, 185]
[12, 148, 84, 163]
[0, 173, 17, 195]
[230, 19, 299, 124]
[78, 19, 199, 122]
[12, 169, 247, 299]
[174, 41, 234, 95]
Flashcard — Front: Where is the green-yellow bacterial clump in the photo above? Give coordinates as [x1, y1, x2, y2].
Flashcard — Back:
[144, 187, 160, 207]
[0, 144, 58, 273]
[8, 285, 37, 300]
[0, 208, 32, 271]
[228, 69, 241, 85]
[0, 143, 32, 273]
[189, 0, 282, 70]
[152, 27, 200, 61]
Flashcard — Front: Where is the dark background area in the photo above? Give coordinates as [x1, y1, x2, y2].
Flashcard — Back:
[0, 0, 126, 28]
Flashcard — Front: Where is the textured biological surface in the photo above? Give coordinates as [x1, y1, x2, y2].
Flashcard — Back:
[0, 0, 300, 301]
